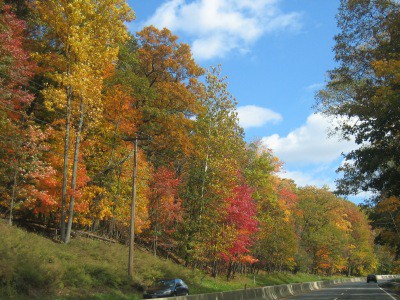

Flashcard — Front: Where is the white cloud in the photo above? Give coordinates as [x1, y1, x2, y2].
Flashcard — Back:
[278, 169, 335, 190]
[305, 82, 324, 91]
[192, 35, 230, 60]
[261, 113, 357, 164]
[260, 113, 372, 203]
[237, 105, 282, 128]
[144, 0, 302, 60]
[278, 167, 374, 204]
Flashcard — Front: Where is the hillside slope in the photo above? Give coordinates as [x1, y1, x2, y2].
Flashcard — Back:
[0, 221, 341, 299]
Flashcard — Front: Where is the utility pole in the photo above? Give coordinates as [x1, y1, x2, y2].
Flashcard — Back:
[124, 135, 149, 278]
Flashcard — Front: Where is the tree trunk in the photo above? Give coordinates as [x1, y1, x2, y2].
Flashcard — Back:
[107, 110, 121, 167]
[226, 261, 233, 281]
[61, 71, 72, 241]
[211, 259, 218, 278]
[153, 197, 159, 257]
[199, 125, 211, 221]
[109, 169, 122, 237]
[65, 98, 84, 243]
[8, 161, 18, 226]
[128, 138, 138, 278]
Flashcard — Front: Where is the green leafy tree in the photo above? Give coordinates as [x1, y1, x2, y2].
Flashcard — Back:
[243, 141, 288, 272]
[316, 0, 400, 198]
[181, 66, 246, 271]
[295, 187, 348, 274]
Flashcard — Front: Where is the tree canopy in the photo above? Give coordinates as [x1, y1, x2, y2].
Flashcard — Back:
[316, 0, 400, 199]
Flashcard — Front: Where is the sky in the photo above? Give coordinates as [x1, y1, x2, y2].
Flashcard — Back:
[126, 0, 365, 204]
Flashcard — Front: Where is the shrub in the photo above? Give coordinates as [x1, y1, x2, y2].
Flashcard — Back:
[63, 265, 93, 288]
[85, 264, 123, 288]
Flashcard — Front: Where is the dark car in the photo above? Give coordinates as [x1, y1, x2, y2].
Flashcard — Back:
[367, 274, 377, 283]
[143, 278, 189, 299]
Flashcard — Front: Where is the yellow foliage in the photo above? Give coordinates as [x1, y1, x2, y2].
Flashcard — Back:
[34, 0, 134, 125]
[372, 59, 400, 82]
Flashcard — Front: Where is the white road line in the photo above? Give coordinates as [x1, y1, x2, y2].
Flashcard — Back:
[379, 286, 398, 300]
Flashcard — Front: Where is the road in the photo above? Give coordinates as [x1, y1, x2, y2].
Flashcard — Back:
[281, 280, 399, 300]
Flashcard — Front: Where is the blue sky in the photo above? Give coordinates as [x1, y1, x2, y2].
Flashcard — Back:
[126, 0, 365, 203]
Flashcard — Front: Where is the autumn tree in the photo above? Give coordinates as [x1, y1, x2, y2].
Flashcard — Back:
[261, 178, 298, 272]
[292, 186, 375, 275]
[147, 166, 183, 256]
[372, 196, 400, 258]
[294, 187, 347, 274]
[71, 34, 154, 240]
[135, 26, 204, 169]
[0, 4, 53, 225]
[33, 0, 133, 243]
[180, 66, 247, 271]
[341, 200, 377, 275]
[242, 141, 293, 272]
[221, 183, 258, 280]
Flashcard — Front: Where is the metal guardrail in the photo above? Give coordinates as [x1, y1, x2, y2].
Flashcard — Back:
[156, 275, 400, 300]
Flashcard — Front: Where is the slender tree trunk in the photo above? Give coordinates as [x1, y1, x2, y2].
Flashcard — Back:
[153, 226, 158, 257]
[211, 259, 218, 278]
[107, 110, 121, 167]
[109, 169, 122, 237]
[153, 197, 159, 257]
[184, 231, 193, 267]
[227, 261, 234, 281]
[199, 125, 211, 220]
[61, 71, 72, 241]
[128, 139, 138, 278]
[65, 98, 84, 243]
[8, 161, 18, 226]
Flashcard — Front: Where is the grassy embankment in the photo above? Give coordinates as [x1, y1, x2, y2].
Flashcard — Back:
[0, 221, 337, 299]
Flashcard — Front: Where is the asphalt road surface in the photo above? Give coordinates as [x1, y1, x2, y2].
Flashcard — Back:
[281, 280, 399, 300]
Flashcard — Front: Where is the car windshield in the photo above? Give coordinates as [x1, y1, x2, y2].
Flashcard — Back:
[154, 279, 175, 288]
